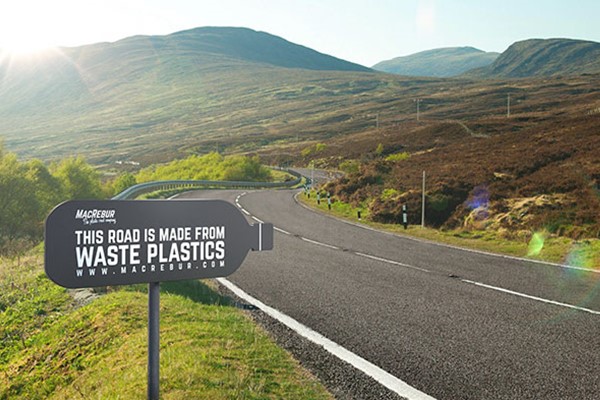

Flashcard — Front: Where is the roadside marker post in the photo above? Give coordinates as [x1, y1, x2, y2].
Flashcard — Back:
[402, 204, 408, 229]
[421, 171, 426, 228]
[45, 199, 273, 400]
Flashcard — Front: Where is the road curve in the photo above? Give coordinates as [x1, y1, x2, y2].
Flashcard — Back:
[177, 189, 600, 400]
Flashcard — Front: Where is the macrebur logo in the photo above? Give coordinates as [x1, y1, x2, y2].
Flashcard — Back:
[75, 209, 117, 225]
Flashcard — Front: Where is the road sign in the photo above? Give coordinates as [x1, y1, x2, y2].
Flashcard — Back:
[45, 199, 273, 288]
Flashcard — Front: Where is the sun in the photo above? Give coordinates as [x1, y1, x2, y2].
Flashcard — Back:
[0, 2, 58, 56]
[1, 37, 54, 56]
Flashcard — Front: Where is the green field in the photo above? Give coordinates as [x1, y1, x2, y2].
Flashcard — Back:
[0, 251, 332, 399]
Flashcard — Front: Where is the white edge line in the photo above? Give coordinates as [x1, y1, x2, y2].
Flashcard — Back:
[252, 216, 264, 223]
[217, 278, 437, 400]
[355, 252, 430, 273]
[292, 192, 599, 275]
[461, 279, 600, 315]
[241, 208, 250, 216]
[274, 226, 291, 235]
[300, 237, 340, 250]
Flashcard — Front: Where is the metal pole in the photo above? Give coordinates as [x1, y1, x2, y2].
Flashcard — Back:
[421, 171, 426, 228]
[148, 282, 160, 400]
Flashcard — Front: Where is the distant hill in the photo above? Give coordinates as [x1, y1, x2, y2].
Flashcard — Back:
[467, 38, 600, 78]
[0, 26, 371, 116]
[0, 26, 370, 113]
[372, 47, 499, 77]
[162, 27, 372, 72]
[0, 26, 377, 163]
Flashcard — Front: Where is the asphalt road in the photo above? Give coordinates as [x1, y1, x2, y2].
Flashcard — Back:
[177, 189, 600, 400]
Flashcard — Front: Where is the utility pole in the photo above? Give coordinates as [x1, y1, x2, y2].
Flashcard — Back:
[421, 171, 426, 228]
[507, 93, 511, 118]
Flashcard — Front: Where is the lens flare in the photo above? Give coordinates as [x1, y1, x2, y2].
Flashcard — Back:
[467, 185, 490, 221]
[468, 185, 489, 209]
[527, 232, 546, 257]
[564, 243, 598, 271]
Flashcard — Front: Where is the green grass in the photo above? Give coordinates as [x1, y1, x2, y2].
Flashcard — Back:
[0, 254, 332, 399]
[299, 190, 600, 268]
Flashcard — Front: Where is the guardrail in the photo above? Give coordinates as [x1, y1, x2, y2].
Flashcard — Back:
[112, 169, 304, 200]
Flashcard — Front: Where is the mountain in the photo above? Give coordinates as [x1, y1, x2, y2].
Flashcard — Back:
[0, 26, 370, 114]
[372, 47, 499, 77]
[1, 27, 598, 238]
[0, 26, 377, 163]
[467, 38, 600, 78]
[162, 27, 372, 72]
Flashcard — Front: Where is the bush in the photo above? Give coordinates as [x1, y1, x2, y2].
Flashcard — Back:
[0, 151, 104, 254]
[339, 160, 360, 174]
[136, 153, 272, 183]
[385, 152, 411, 162]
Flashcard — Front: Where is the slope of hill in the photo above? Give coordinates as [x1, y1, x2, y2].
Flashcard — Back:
[372, 47, 498, 77]
[1, 27, 599, 240]
[0, 26, 374, 164]
[259, 73, 600, 239]
[467, 38, 600, 78]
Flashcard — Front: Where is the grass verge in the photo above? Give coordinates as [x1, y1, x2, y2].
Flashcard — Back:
[298, 190, 600, 269]
[0, 253, 332, 399]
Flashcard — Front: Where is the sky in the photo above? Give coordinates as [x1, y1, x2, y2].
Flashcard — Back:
[1, 0, 599, 66]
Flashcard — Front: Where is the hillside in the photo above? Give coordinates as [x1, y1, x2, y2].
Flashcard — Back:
[1, 27, 600, 240]
[373, 47, 498, 77]
[259, 73, 600, 240]
[467, 38, 600, 78]
[0, 26, 372, 164]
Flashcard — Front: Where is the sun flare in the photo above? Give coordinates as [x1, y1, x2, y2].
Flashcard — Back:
[0, 2, 59, 56]
[1, 37, 54, 56]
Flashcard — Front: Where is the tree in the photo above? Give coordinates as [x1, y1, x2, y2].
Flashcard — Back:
[51, 157, 104, 200]
[25, 159, 64, 216]
[0, 153, 41, 249]
[112, 172, 137, 196]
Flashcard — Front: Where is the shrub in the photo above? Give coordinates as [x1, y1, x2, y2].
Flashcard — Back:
[339, 160, 360, 174]
[385, 152, 411, 162]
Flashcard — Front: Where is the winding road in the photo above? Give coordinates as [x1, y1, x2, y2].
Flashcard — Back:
[177, 188, 600, 400]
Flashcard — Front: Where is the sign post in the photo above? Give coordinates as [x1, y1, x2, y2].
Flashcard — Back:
[45, 199, 273, 399]
[148, 281, 160, 400]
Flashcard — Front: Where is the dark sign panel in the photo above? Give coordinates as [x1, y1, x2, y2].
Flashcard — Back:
[45, 199, 273, 288]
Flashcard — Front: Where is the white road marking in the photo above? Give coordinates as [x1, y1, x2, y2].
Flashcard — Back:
[355, 252, 430, 273]
[217, 278, 437, 400]
[252, 190, 600, 314]
[461, 279, 600, 315]
[292, 192, 599, 275]
[300, 237, 340, 250]
[252, 216, 264, 223]
[274, 226, 291, 235]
